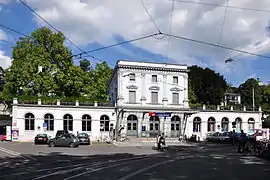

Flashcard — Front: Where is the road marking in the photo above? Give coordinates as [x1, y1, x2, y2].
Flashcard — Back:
[117, 158, 176, 180]
[64, 157, 151, 180]
[0, 146, 36, 160]
[0, 146, 21, 156]
[33, 156, 150, 180]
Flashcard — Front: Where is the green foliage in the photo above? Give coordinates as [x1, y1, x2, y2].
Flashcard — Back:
[188, 65, 227, 105]
[238, 78, 262, 106]
[79, 59, 91, 72]
[1, 27, 112, 103]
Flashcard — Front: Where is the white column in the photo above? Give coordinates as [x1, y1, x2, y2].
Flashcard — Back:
[117, 71, 124, 105]
[162, 74, 168, 106]
[140, 73, 146, 105]
[183, 75, 189, 108]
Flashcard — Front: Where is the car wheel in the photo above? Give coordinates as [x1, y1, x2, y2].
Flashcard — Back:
[49, 142, 55, 147]
[69, 142, 76, 148]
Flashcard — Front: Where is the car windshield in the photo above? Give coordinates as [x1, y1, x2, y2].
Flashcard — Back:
[78, 133, 88, 137]
[36, 134, 47, 137]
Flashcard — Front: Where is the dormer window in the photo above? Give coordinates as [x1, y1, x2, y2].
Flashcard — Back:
[129, 73, 135, 81]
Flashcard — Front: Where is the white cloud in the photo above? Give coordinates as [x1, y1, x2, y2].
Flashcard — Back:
[0, 50, 11, 69]
[0, 29, 7, 41]
[10, 0, 270, 74]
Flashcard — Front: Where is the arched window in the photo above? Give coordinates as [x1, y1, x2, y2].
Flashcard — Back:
[149, 116, 160, 131]
[25, 113, 35, 130]
[193, 117, 201, 132]
[100, 115, 110, 131]
[44, 113, 54, 131]
[171, 115, 180, 131]
[82, 114, 91, 131]
[221, 117, 229, 132]
[63, 114, 73, 131]
[235, 117, 242, 131]
[248, 118, 255, 132]
[127, 115, 138, 131]
[207, 117, 216, 132]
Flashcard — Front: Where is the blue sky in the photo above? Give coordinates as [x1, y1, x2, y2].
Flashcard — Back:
[1, 0, 270, 87]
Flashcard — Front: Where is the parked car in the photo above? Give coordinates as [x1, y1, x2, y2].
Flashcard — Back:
[48, 133, 80, 148]
[55, 130, 69, 137]
[206, 132, 220, 142]
[218, 132, 230, 142]
[34, 134, 50, 144]
[77, 133, 91, 145]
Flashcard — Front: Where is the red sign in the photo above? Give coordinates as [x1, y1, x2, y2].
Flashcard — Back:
[149, 112, 156, 116]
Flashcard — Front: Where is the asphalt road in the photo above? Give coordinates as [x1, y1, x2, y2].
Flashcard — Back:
[0, 142, 270, 180]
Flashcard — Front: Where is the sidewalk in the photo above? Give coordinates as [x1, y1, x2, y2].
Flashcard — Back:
[113, 141, 194, 147]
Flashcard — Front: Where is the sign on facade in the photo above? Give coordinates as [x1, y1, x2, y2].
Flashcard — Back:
[12, 129, 19, 141]
[148, 112, 172, 117]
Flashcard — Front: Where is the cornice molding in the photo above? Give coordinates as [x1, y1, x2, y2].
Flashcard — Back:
[126, 85, 138, 90]
[170, 87, 183, 92]
[149, 86, 160, 91]
[117, 65, 189, 73]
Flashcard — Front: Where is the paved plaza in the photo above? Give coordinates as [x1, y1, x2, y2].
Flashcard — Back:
[0, 142, 269, 180]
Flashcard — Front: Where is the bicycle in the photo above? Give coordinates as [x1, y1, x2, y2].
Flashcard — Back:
[239, 142, 251, 156]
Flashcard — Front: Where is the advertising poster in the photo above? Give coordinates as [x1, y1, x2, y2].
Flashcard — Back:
[6, 126, 11, 141]
[12, 129, 19, 141]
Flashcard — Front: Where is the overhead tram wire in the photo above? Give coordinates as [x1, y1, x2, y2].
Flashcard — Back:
[0, 24, 32, 39]
[171, 0, 270, 13]
[139, 0, 162, 33]
[18, 0, 101, 62]
[0, 24, 95, 64]
[71, 33, 162, 57]
[163, 33, 270, 59]
[217, 0, 230, 45]
[166, 0, 175, 64]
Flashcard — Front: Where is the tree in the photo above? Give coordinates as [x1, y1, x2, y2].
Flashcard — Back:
[0, 66, 4, 92]
[188, 65, 227, 105]
[188, 79, 196, 104]
[79, 59, 91, 72]
[238, 78, 262, 106]
[85, 61, 112, 101]
[4, 27, 73, 96]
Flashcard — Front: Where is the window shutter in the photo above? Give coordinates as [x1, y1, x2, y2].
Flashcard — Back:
[129, 91, 136, 103]
[172, 93, 179, 104]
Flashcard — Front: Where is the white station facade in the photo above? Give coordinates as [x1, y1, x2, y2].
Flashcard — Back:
[11, 60, 263, 142]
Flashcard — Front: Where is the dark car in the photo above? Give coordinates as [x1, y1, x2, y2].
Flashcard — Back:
[48, 133, 80, 148]
[56, 130, 69, 137]
[34, 134, 50, 144]
[77, 133, 91, 145]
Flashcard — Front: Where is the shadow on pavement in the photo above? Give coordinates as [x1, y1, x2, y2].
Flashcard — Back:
[0, 143, 269, 180]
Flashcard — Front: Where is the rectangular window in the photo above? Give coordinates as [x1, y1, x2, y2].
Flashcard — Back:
[172, 93, 179, 104]
[129, 73, 135, 81]
[152, 75, 157, 82]
[25, 119, 35, 130]
[173, 76, 178, 84]
[64, 120, 73, 131]
[45, 120, 54, 131]
[129, 91, 136, 103]
[82, 121, 91, 131]
[151, 92, 158, 104]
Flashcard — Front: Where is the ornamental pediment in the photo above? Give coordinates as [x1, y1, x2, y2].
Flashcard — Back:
[170, 87, 182, 92]
[149, 86, 160, 91]
[126, 85, 138, 89]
